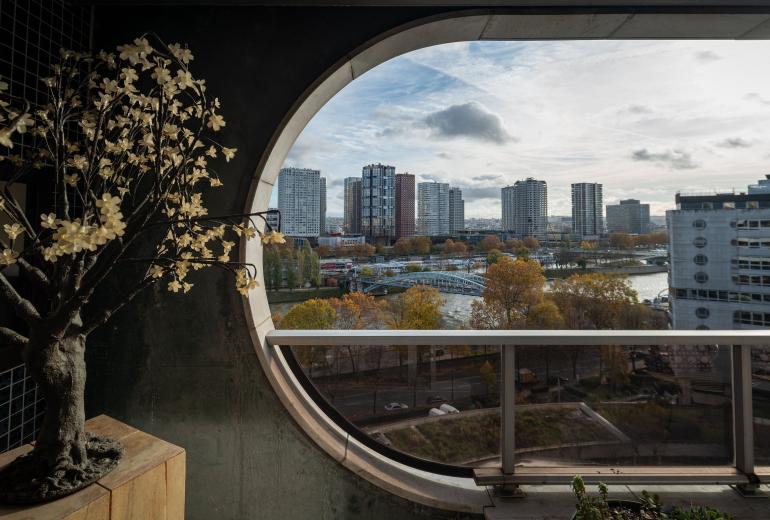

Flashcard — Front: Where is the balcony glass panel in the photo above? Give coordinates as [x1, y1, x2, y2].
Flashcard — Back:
[288, 344, 500, 467]
[511, 344, 733, 467]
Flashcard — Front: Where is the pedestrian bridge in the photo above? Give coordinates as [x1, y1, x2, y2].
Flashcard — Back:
[360, 271, 486, 296]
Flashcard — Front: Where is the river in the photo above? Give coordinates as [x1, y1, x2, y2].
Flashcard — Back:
[270, 271, 668, 330]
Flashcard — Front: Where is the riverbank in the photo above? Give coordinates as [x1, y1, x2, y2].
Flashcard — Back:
[545, 264, 667, 279]
[267, 286, 343, 303]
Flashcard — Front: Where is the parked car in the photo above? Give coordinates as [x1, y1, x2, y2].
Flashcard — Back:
[439, 404, 459, 414]
[425, 395, 445, 405]
[384, 402, 409, 411]
[428, 408, 446, 417]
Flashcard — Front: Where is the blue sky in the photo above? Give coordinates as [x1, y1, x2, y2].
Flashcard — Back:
[272, 40, 770, 218]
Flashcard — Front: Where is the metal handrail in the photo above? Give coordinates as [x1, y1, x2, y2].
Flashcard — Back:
[266, 329, 770, 346]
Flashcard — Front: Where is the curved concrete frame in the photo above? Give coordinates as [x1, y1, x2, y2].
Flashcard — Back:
[240, 9, 770, 513]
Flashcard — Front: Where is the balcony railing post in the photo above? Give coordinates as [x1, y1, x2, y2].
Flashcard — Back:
[501, 344, 516, 475]
[732, 344, 760, 495]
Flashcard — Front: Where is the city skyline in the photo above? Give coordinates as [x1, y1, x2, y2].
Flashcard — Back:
[270, 39, 770, 218]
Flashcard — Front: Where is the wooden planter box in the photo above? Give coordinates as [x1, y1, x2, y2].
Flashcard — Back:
[0, 415, 185, 520]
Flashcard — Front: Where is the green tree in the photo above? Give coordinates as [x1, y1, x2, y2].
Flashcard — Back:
[487, 248, 504, 266]
[284, 252, 298, 291]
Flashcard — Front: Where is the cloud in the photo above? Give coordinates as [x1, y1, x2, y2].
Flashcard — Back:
[460, 186, 501, 201]
[744, 92, 770, 105]
[631, 148, 698, 170]
[472, 174, 502, 182]
[694, 50, 722, 62]
[716, 137, 753, 149]
[423, 102, 514, 144]
[621, 104, 653, 115]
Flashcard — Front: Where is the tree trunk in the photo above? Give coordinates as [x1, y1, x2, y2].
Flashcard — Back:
[24, 327, 87, 471]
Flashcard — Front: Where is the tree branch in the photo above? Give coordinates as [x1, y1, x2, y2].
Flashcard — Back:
[0, 327, 29, 348]
[81, 277, 156, 336]
[0, 271, 40, 324]
[0, 327, 27, 349]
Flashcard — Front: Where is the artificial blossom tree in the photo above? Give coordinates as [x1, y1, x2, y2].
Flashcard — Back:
[0, 36, 283, 503]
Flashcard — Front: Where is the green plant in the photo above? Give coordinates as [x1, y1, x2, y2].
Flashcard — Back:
[571, 476, 735, 520]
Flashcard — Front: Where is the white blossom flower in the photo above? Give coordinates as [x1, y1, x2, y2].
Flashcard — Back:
[63, 173, 79, 186]
[42, 246, 59, 263]
[168, 44, 194, 64]
[40, 213, 57, 229]
[3, 223, 23, 240]
[151, 66, 171, 85]
[149, 265, 164, 278]
[261, 230, 286, 245]
[221, 147, 237, 162]
[168, 280, 182, 293]
[207, 113, 225, 131]
[0, 248, 19, 266]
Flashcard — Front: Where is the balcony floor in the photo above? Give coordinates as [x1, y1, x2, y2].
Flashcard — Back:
[484, 484, 770, 519]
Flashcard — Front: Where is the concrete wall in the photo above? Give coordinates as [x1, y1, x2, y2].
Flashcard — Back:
[85, 5, 480, 520]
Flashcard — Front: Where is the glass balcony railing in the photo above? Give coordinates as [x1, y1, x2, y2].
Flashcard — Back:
[267, 329, 769, 487]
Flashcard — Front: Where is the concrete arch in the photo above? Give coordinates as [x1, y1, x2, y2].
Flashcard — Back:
[240, 9, 770, 514]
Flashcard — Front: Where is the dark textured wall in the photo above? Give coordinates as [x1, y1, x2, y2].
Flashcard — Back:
[85, 5, 480, 519]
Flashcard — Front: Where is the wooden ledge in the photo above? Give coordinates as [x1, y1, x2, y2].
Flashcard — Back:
[0, 415, 185, 520]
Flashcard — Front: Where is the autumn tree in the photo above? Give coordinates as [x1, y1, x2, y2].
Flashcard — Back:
[522, 236, 540, 250]
[550, 273, 640, 330]
[393, 237, 412, 256]
[477, 234, 502, 252]
[609, 233, 634, 250]
[470, 257, 546, 329]
[504, 238, 522, 252]
[279, 299, 335, 377]
[411, 236, 432, 255]
[386, 285, 443, 330]
[329, 292, 384, 374]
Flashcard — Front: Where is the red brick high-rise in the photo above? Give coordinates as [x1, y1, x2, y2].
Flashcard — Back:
[395, 173, 415, 239]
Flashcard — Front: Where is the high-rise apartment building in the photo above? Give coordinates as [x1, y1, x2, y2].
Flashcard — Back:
[449, 187, 465, 235]
[395, 173, 415, 239]
[343, 177, 362, 235]
[571, 183, 603, 239]
[319, 177, 326, 235]
[501, 178, 548, 240]
[606, 199, 650, 234]
[418, 182, 449, 236]
[362, 163, 395, 241]
[668, 176, 770, 331]
[277, 167, 321, 238]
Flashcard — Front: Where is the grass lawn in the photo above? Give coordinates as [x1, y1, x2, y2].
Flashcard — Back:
[384, 406, 617, 465]
[594, 402, 730, 445]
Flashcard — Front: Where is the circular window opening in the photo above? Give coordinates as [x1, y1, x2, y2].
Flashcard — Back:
[244, 27, 759, 502]
[694, 272, 709, 283]
[693, 237, 708, 248]
[693, 254, 708, 265]
[695, 307, 710, 318]
[693, 219, 707, 230]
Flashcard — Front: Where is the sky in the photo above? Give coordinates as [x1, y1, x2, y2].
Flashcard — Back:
[271, 40, 770, 219]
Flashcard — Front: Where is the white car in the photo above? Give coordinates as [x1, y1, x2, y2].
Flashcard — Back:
[384, 402, 409, 411]
[428, 408, 446, 417]
[439, 403, 459, 414]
